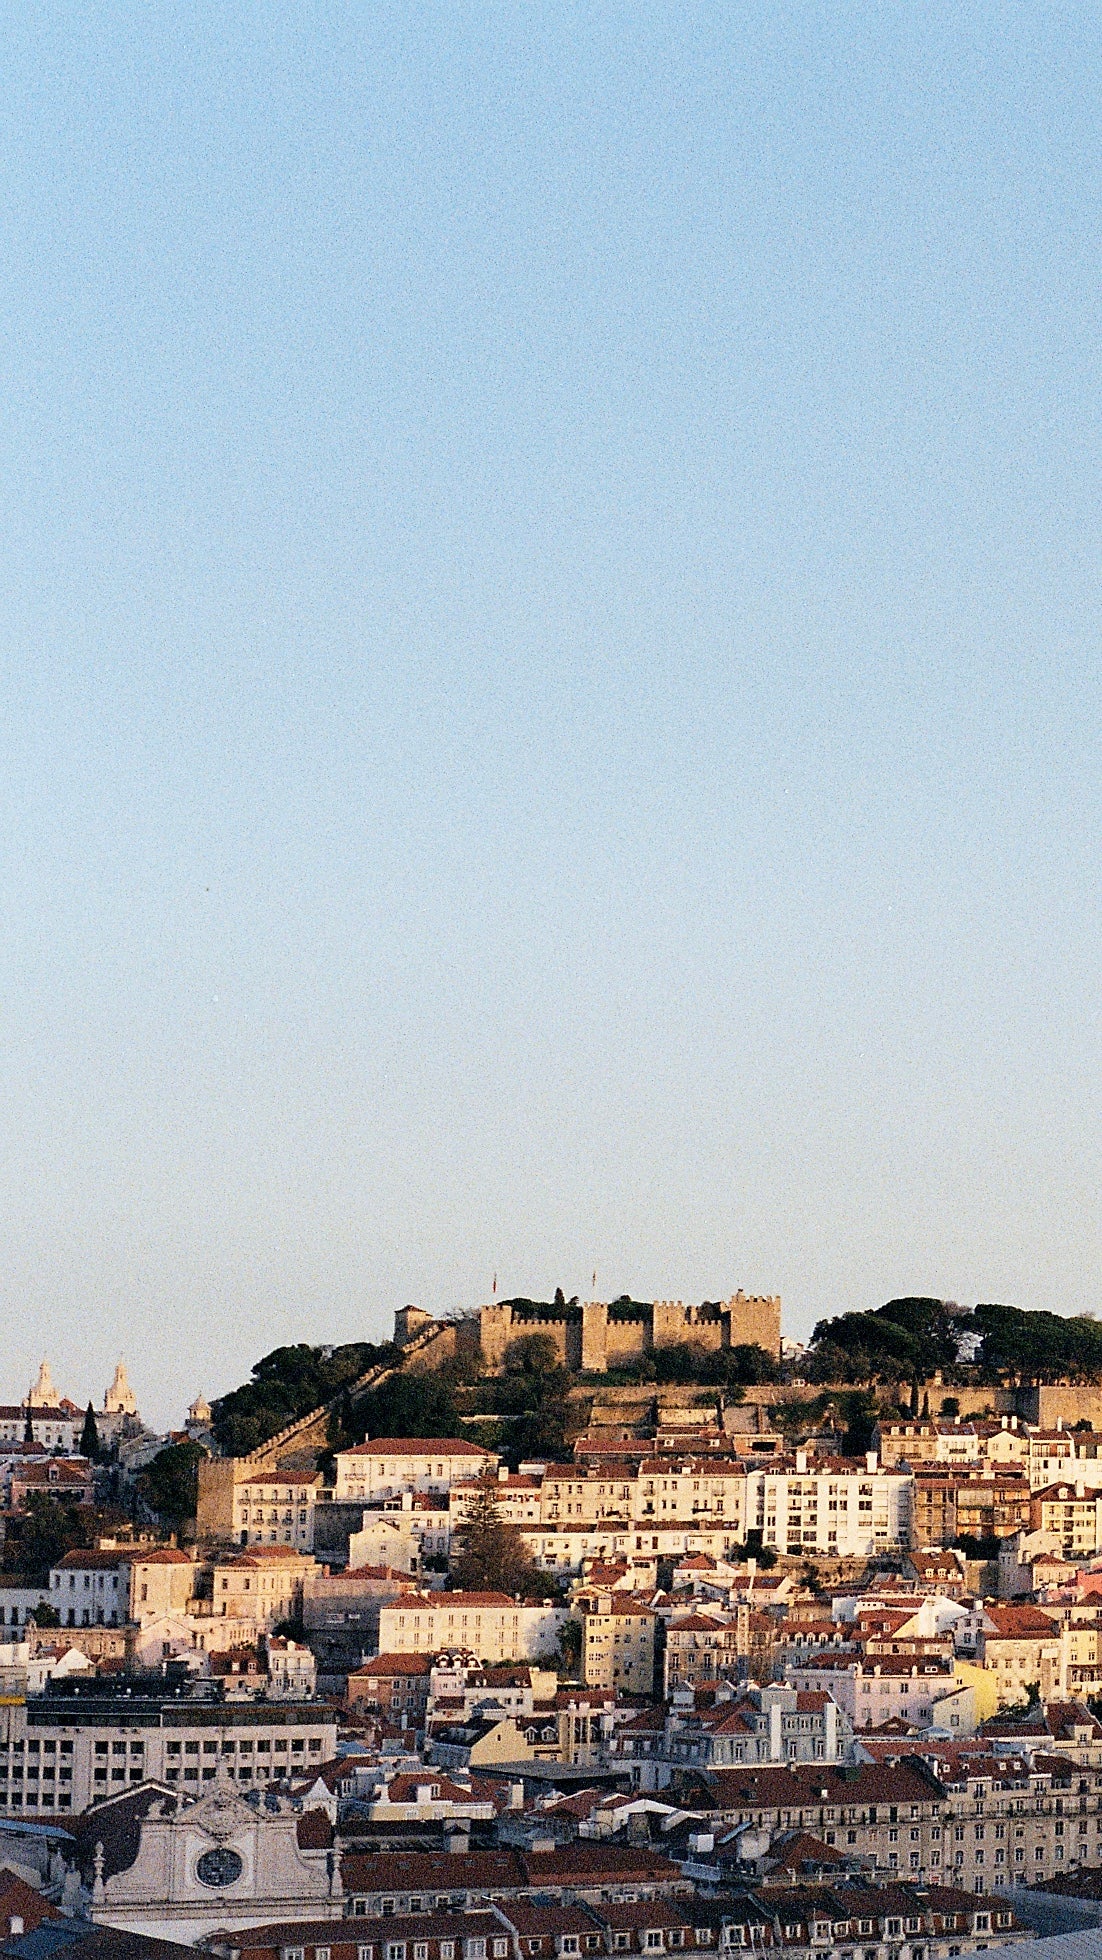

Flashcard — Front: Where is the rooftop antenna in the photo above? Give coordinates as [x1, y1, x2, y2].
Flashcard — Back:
[492, 1273, 497, 1297]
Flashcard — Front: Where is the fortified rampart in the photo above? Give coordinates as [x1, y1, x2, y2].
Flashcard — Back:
[405, 1290, 782, 1376]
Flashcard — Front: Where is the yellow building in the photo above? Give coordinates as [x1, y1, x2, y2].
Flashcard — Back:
[581, 1595, 656, 1695]
[978, 1604, 1062, 1707]
[378, 1590, 567, 1664]
[210, 1546, 316, 1630]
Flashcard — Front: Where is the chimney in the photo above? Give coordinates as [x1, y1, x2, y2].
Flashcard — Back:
[9, 1918, 23, 1937]
[866, 1451, 878, 1472]
[796, 1450, 808, 1474]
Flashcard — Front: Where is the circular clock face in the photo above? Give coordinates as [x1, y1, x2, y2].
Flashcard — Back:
[196, 1847, 244, 1889]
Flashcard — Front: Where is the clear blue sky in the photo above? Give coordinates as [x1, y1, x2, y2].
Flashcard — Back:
[0, 6, 1098, 1426]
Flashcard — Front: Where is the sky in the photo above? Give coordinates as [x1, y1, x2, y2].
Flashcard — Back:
[0, 5, 1099, 1429]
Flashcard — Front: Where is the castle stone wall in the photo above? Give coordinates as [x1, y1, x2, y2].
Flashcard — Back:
[468, 1290, 782, 1374]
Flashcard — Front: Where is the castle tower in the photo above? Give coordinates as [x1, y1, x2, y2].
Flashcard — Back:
[104, 1358, 137, 1416]
[27, 1360, 60, 1408]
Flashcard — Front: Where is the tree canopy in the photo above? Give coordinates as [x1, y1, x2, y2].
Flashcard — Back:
[353, 1368, 466, 1443]
[211, 1341, 396, 1455]
[808, 1299, 966, 1382]
[6, 1493, 90, 1579]
[450, 1474, 559, 1599]
[807, 1298, 1102, 1385]
[79, 1403, 100, 1462]
[974, 1304, 1102, 1381]
[138, 1441, 207, 1527]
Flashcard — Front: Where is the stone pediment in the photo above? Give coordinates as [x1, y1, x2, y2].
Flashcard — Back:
[185, 1777, 261, 1841]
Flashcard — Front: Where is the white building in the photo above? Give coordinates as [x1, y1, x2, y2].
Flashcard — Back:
[209, 1548, 316, 1632]
[346, 1496, 451, 1577]
[0, 1690, 336, 1816]
[745, 1453, 912, 1556]
[0, 1406, 81, 1452]
[266, 1638, 317, 1699]
[378, 1590, 568, 1665]
[789, 1653, 972, 1731]
[632, 1458, 749, 1530]
[333, 1438, 496, 1502]
[91, 1776, 340, 1940]
[231, 1470, 321, 1551]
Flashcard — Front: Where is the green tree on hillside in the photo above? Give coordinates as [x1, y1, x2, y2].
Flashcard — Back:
[353, 1368, 464, 1442]
[975, 1305, 1102, 1382]
[9, 1494, 90, 1579]
[79, 1403, 100, 1462]
[138, 1442, 206, 1527]
[450, 1474, 559, 1599]
[212, 1341, 395, 1455]
[808, 1299, 963, 1383]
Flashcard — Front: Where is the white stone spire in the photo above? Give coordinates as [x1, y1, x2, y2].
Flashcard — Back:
[27, 1359, 60, 1408]
[104, 1358, 137, 1415]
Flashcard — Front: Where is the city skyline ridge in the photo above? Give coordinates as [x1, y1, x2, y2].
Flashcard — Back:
[1, 1282, 1089, 1435]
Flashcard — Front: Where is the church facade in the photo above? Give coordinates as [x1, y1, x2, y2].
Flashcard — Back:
[91, 1780, 341, 1942]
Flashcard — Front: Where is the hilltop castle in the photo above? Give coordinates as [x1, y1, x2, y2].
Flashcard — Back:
[395, 1290, 781, 1374]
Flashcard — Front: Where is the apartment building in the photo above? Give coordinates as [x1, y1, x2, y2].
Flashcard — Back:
[935, 1749, 1101, 1888]
[334, 1440, 495, 1503]
[378, 1591, 568, 1665]
[633, 1461, 748, 1531]
[976, 1604, 1062, 1706]
[680, 1761, 946, 1880]
[450, 1475, 544, 1528]
[954, 1476, 1031, 1541]
[744, 1457, 912, 1557]
[540, 1466, 641, 1526]
[1055, 1620, 1102, 1699]
[717, 1884, 1020, 1960]
[1026, 1432, 1102, 1490]
[664, 1611, 742, 1693]
[788, 1654, 965, 1731]
[910, 1471, 1032, 1549]
[49, 1551, 134, 1627]
[911, 1473, 960, 1549]
[231, 1470, 321, 1551]
[210, 1547, 317, 1630]
[1031, 1482, 1102, 1555]
[877, 1423, 985, 1469]
[581, 1596, 656, 1695]
[0, 1680, 336, 1814]
[664, 1683, 849, 1767]
[0, 1407, 80, 1452]
[346, 1653, 435, 1718]
[672, 1751, 1102, 1891]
